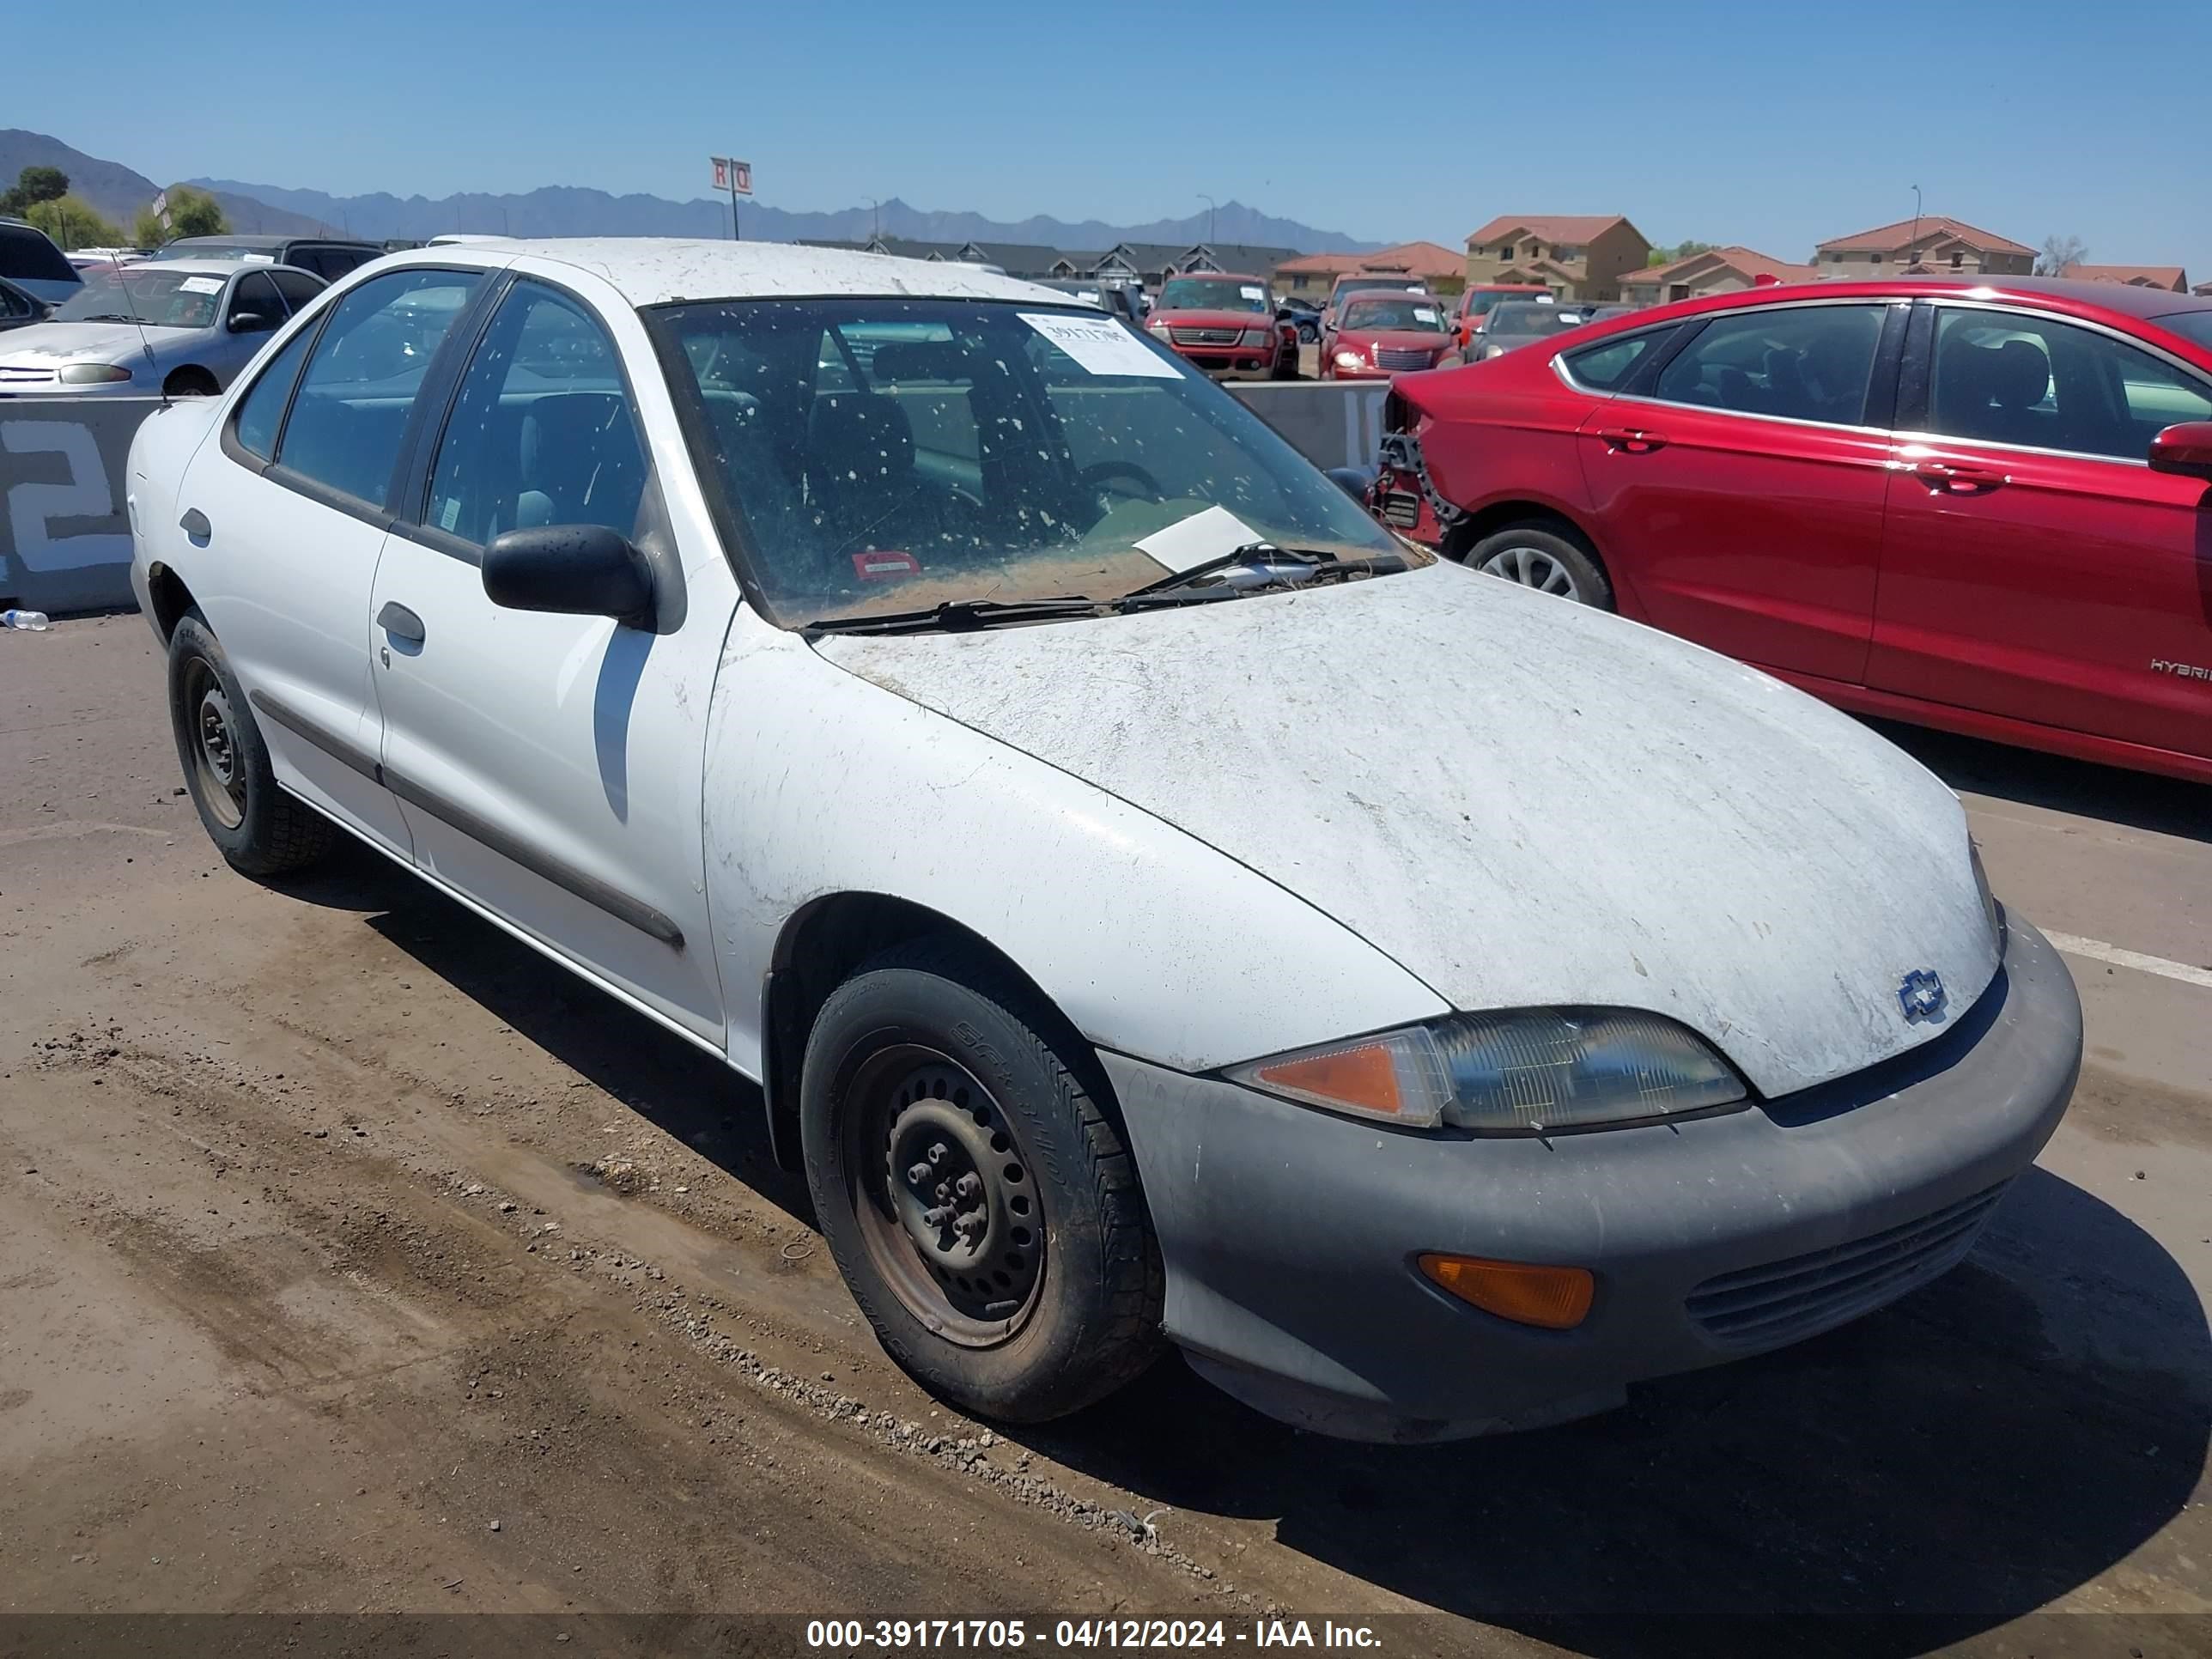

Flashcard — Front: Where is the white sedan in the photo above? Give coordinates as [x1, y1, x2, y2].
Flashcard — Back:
[0, 258, 325, 398]
[126, 241, 2081, 1441]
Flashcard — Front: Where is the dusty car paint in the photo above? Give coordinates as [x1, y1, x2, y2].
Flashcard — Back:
[815, 562, 2000, 1097]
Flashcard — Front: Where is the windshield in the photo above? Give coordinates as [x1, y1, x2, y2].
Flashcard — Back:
[52, 268, 223, 328]
[1488, 303, 1578, 340]
[652, 298, 1411, 627]
[1462, 289, 1537, 319]
[1340, 297, 1443, 332]
[1335, 280, 1421, 306]
[2153, 310, 2212, 354]
[1158, 277, 1268, 314]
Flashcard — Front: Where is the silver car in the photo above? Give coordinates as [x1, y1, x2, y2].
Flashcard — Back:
[0, 258, 325, 398]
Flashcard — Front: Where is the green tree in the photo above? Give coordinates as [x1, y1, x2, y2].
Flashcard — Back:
[1647, 239, 1717, 266]
[0, 164, 70, 216]
[22, 194, 125, 251]
[165, 185, 228, 240]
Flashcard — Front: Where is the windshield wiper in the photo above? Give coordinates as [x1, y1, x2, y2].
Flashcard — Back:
[1127, 542, 1407, 598]
[804, 596, 1106, 636]
[70, 313, 143, 324]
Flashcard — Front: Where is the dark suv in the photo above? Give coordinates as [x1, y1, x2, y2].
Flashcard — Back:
[152, 234, 385, 283]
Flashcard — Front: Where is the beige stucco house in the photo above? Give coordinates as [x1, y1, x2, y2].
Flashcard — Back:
[1813, 217, 2033, 280]
[1463, 215, 1652, 302]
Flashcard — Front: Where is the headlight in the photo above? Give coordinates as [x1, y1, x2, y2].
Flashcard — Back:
[1146, 318, 1171, 335]
[1333, 349, 1366, 369]
[1969, 840, 2004, 949]
[1226, 1009, 1748, 1133]
[1239, 327, 1271, 348]
[58, 362, 132, 385]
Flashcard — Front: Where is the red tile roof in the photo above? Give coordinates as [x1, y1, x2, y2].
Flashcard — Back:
[1275, 240, 1465, 280]
[2062, 264, 2189, 293]
[1817, 216, 2034, 257]
[1623, 245, 1816, 288]
[1465, 215, 1634, 250]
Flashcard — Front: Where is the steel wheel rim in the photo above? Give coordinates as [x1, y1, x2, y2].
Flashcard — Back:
[842, 1042, 1043, 1348]
[185, 659, 246, 830]
[1479, 544, 1582, 600]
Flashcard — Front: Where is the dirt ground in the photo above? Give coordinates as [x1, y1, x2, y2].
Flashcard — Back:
[2, 616, 2208, 1656]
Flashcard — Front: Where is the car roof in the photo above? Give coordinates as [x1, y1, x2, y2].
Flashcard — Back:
[103, 258, 256, 278]
[1639, 273, 2212, 326]
[1166, 270, 1264, 283]
[165, 234, 376, 251]
[368, 238, 1079, 308]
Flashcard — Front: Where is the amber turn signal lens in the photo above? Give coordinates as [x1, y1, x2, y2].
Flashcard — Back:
[1252, 1041, 1406, 1116]
[1418, 1254, 1595, 1330]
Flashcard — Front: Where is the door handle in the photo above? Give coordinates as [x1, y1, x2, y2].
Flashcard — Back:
[1597, 427, 1668, 453]
[1912, 459, 2005, 494]
[179, 507, 210, 543]
[376, 601, 426, 644]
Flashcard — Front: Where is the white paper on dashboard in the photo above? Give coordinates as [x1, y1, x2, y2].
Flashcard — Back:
[1018, 312, 1181, 379]
[1239, 285, 1263, 301]
[178, 276, 224, 295]
[1131, 504, 1262, 572]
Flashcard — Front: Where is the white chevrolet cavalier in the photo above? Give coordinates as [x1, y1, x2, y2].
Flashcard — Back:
[127, 241, 2081, 1441]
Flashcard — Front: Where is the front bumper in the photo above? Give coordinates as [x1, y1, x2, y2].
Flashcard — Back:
[1101, 919, 2080, 1443]
[1166, 344, 1278, 380]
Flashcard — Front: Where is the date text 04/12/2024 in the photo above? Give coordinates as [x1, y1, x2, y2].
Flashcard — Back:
[804, 1620, 1383, 1650]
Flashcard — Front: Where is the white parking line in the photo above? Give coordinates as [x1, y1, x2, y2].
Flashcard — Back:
[2044, 930, 2212, 992]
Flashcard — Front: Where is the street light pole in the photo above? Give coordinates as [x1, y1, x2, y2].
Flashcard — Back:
[1199, 193, 1217, 248]
[868, 198, 881, 244]
[1908, 183, 1923, 268]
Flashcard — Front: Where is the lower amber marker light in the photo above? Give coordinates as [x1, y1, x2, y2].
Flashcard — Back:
[1418, 1254, 1595, 1330]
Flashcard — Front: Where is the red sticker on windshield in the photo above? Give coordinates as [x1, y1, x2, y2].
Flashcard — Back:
[852, 550, 921, 581]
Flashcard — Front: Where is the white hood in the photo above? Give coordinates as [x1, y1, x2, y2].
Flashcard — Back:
[0, 320, 185, 369]
[814, 562, 2002, 1097]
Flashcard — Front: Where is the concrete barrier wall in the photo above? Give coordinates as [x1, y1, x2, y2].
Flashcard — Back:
[0, 397, 159, 615]
[1, 382, 1391, 617]
[1226, 380, 1391, 472]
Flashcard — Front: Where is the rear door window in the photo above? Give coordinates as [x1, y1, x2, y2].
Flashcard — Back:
[274, 268, 483, 508]
[0, 224, 77, 284]
[228, 270, 287, 331]
[1652, 304, 1884, 425]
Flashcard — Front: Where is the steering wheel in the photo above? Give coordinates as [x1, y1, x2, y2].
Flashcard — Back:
[1079, 459, 1167, 506]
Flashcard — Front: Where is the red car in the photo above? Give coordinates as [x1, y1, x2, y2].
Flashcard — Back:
[1143, 272, 1296, 380]
[1370, 276, 2212, 784]
[1321, 291, 1455, 380]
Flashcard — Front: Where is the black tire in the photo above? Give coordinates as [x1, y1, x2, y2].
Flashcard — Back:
[1463, 519, 1614, 610]
[167, 611, 334, 876]
[799, 940, 1164, 1423]
[163, 367, 219, 398]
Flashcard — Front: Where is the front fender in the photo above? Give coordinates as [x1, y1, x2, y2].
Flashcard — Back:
[702, 613, 1449, 1079]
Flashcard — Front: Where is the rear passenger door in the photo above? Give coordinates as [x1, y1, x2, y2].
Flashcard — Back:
[1576, 300, 1904, 684]
[368, 275, 732, 1042]
[1872, 301, 2212, 760]
[174, 265, 484, 853]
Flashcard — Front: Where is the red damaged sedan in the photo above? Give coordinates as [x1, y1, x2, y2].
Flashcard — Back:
[1370, 276, 2212, 784]
[1322, 291, 1455, 380]
[1143, 272, 1295, 380]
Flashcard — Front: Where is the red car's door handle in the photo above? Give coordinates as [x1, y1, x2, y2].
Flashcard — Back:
[1912, 459, 2006, 494]
[1597, 427, 1668, 453]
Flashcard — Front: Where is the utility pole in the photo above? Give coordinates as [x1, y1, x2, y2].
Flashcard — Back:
[1908, 184, 1923, 269]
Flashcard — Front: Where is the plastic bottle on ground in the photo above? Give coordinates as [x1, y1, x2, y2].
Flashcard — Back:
[2, 609, 52, 631]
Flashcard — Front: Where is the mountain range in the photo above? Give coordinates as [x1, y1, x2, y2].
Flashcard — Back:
[1, 130, 1379, 255]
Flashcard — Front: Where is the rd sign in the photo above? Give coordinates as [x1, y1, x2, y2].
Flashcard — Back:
[711, 157, 753, 196]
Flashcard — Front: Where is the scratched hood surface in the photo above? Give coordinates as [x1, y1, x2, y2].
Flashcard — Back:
[812, 562, 2000, 1096]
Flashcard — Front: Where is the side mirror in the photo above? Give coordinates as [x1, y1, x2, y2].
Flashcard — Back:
[2148, 420, 2212, 481]
[228, 311, 276, 333]
[483, 524, 654, 626]
[1324, 465, 1378, 502]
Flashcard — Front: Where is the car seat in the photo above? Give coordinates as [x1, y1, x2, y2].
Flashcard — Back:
[514, 392, 644, 533]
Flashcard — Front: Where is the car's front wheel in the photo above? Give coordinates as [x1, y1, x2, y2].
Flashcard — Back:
[800, 942, 1164, 1423]
[167, 611, 334, 875]
[1465, 520, 1614, 609]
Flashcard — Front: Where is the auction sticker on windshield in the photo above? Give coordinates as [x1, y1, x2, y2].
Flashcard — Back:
[1240, 285, 1264, 301]
[178, 277, 225, 295]
[1019, 312, 1180, 379]
[1133, 504, 1262, 570]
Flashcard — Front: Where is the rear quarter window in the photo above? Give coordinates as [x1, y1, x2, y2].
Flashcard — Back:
[1563, 328, 1675, 391]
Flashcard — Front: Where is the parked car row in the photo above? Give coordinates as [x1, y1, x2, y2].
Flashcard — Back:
[125, 240, 2081, 1447]
[1142, 270, 1299, 380]
[1365, 274, 2212, 784]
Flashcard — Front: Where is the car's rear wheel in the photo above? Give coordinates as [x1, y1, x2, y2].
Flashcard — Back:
[1466, 520, 1614, 609]
[167, 611, 334, 875]
[799, 941, 1164, 1423]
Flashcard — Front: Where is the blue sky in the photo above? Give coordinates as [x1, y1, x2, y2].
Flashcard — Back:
[12, 0, 2208, 279]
